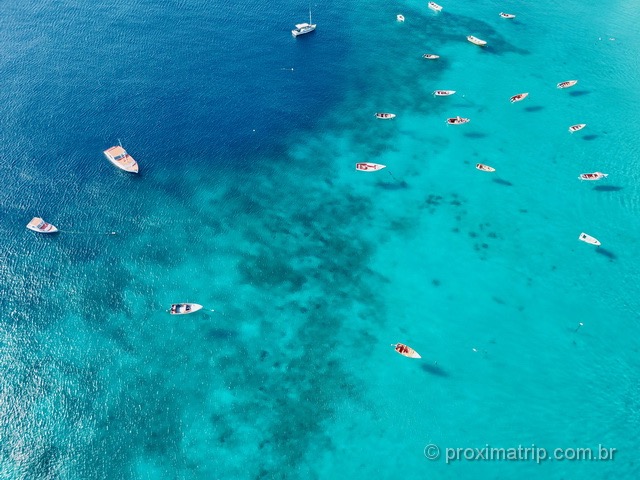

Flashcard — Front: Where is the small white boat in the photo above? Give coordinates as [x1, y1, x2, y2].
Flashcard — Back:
[356, 163, 386, 172]
[375, 113, 396, 119]
[433, 90, 456, 96]
[579, 172, 608, 181]
[467, 35, 487, 46]
[428, 2, 443, 12]
[422, 53, 440, 60]
[578, 233, 601, 246]
[510, 92, 529, 103]
[557, 80, 578, 89]
[569, 123, 586, 133]
[104, 143, 139, 173]
[292, 9, 316, 37]
[26, 217, 58, 234]
[446, 116, 470, 125]
[499, 12, 516, 19]
[169, 303, 203, 315]
[397, 14, 405, 22]
[476, 163, 495, 172]
[392, 343, 421, 359]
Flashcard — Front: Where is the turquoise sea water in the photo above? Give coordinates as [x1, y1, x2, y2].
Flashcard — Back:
[1, 0, 639, 478]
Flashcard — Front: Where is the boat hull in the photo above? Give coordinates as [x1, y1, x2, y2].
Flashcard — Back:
[26, 217, 58, 233]
[557, 80, 578, 89]
[467, 36, 487, 46]
[579, 233, 601, 246]
[356, 163, 386, 171]
[433, 90, 456, 96]
[446, 117, 470, 125]
[510, 93, 529, 103]
[104, 146, 139, 173]
[292, 22, 316, 37]
[569, 124, 586, 133]
[500, 13, 516, 19]
[476, 163, 495, 172]
[375, 113, 396, 119]
[579, 172, 608, 181]
[393, 343, 421, 359]
[170, 303, 204, 315]
[428, 2, 442, 12]
[423, 54, 440, 60]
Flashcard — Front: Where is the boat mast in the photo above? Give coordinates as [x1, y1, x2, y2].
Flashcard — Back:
[309, 7, 312, 24]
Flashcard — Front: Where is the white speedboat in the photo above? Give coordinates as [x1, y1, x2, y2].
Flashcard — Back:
[579, 172, 608, 181]
[422, 53, 440, 60]
[467, 35, 487, 46]
[428, 2, 443, 12]
[446, 116, 470, 125]
[356, 163, 386, 171]
[375, 113, 396, 119]
[397, 14, 405, 22]
[557, 80, 578, 89]
[433, 90, 456, 96]
[579, 233, 601, 246]
[510, 92, 529, 103]
[292, 9, 316, 37]
[104, 143, 139, 173]
[499, 12, 516, 19]
[169, 303, 203, 315]
[26, 217, 58, 233]
[569, 123, 586, 133]
[392, 343, 421, 358]
[476, 163, 495, 172]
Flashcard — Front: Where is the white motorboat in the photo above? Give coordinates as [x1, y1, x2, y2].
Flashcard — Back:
[292, 9, 316, 37]
[397, 14, 405, 22]
[557, 80, 578, 89]
[428, 2, 443, 12]
[579, 172, 608, 181]
[569, 123, 586, 133]
[422, 53, 440, 60]
[510, 92, 529, 103]
[499, 12, 516, 19]
[476, 163, 495, 172]
[433, 90, 456, 96]
[375, 113, 396, 119]
[467, 35, 487, 46]
[578, 233, 601, 246]
[26, 217, 58, 233]
[446, 116, 470, 125]
[104, 143, 139, 173]
[356, 163, 386, 171]
[169, 303, 204, 315]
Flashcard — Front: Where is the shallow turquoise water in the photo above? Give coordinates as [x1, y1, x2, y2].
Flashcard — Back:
[0, 0, 639, 478]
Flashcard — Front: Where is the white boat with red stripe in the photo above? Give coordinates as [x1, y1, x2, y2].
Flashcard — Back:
[579, 172, 608, 181]
[557, 80, 578, 89]
[392, 343, 421, 358]
[356, 163, 386, 172]
[510, 92, 529, 103]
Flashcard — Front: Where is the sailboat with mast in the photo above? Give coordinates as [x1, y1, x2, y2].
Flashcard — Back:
[292, 8, 316, 37]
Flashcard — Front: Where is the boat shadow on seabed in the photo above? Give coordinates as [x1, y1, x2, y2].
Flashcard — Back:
[593, 185, 623, 192]
[420, 363, 450, 378]
[594, 247, 616, 260]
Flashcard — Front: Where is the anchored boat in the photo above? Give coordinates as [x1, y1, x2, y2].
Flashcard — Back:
[392, 343, 421, 358]
[169, 303, 203, 315]
[356, 163, 386, 171]
[578, 233, 601, 246]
